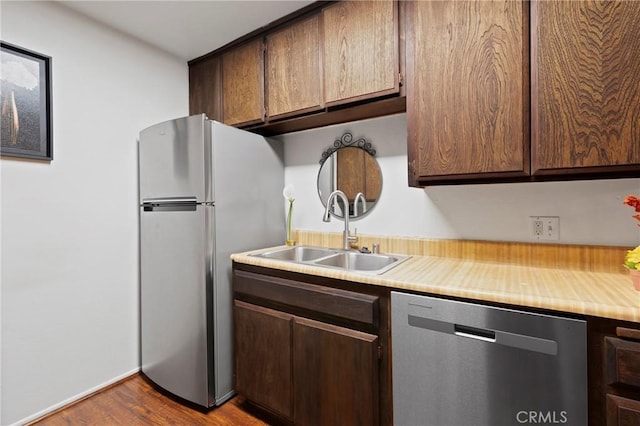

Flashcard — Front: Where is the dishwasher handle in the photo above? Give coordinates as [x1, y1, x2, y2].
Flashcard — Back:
[408, 314, 558, 356]
[454, 324, 496, 343]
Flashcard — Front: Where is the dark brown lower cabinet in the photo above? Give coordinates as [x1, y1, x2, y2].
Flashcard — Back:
[606, 394, 640, 426]
[232, 265, 386, 425]
[589, 318, 640, 426]
[603, 329, 640, 426]
[234, 300, 292, 419]
[293, 317, 378, 426]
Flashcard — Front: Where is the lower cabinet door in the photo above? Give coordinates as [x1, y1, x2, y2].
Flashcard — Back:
[293, 316, 379, 426]
[233, 300, 293, 420]
[606, 394, 640, 426]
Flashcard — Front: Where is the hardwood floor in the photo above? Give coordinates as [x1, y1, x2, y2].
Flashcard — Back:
[30, 374, 280, 425]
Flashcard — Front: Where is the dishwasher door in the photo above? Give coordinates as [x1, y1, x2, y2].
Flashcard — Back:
[391, 291, 587, 426]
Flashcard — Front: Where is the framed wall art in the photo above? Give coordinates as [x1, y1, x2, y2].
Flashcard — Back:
[1, 41, 52, 160]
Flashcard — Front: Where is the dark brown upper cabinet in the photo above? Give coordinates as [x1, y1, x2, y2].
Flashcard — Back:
[221, 38, 265, 126]
[266, 14, 323, 120]
[188, 55, 222, 122]
[322, 0, 400, 107]
[406, 0, 529, 186]
[531, 1, 640, 176]
[189, 1, 405, 136]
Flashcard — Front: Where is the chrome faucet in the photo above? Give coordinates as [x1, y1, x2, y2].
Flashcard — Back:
[323, 190, 357, 250]
[354, 192, 367, 217]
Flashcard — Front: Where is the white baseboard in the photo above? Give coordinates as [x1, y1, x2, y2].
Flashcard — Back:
[10, 367, 140, 426]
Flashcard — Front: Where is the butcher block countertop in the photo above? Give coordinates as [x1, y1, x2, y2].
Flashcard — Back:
[231, 232, 640, 323]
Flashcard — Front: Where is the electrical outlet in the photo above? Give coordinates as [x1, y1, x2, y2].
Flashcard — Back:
[529, 216, 559, 241]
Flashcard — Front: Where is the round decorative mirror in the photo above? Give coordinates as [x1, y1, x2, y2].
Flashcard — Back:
[317, 132, 382, 220]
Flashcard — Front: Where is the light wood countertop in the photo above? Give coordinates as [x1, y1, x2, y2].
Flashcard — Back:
[231, 237, 640, 323]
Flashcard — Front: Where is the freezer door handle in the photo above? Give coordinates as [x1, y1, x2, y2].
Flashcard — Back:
[142, 197, 198, 212]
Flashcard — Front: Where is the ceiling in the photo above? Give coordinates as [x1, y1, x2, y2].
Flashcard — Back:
[58, 0, 315, 62]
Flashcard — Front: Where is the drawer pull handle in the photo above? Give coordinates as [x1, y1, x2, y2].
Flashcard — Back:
[616, 327, 640, 341]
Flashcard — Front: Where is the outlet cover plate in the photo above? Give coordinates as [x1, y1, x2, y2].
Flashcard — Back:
[529, 216, 559, 241]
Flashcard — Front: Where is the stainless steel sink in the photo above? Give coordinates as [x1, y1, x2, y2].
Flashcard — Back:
[251, 246, 340, 262]
[250, 245, 410, 274]
[314, 251, 409, 274]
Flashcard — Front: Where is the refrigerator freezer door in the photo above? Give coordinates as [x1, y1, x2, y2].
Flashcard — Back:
[139, 115, 212, 203]
[140, 204, 214, 407]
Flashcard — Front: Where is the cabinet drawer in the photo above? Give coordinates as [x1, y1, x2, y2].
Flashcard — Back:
[234, 270, 379, 328]
[606, 394, 640, 426]
[605, 337, 640, 388]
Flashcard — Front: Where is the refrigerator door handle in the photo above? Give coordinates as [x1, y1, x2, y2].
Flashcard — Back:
[142, 197, 198, 212]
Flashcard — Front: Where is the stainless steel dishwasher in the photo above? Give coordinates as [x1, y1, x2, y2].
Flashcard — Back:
[391, 291, 587, 426]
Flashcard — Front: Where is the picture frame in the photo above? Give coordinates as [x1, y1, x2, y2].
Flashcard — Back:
[1, 41, 52, 161]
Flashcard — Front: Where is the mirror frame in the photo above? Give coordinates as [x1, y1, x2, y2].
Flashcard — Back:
[319, 132, 376, 165]
[317, 132, 382, 220]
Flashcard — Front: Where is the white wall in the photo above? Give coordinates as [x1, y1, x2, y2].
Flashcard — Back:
[279, 113, 640, 247]
[0, 2, 188, 424]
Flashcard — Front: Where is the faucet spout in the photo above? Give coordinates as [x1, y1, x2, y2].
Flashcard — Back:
[323, 190, 357, 250]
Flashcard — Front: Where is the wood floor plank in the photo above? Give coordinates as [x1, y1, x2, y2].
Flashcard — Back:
[29, 374, 274, 425]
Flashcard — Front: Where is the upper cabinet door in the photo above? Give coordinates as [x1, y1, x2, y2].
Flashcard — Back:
[532, 1, 640, 175]
[322, 0, 399, 106]
[189, 55, 222, 122]
[221, 39, 265, 126]
[406, 0, 529, 185]
[266, 14, 323, 120]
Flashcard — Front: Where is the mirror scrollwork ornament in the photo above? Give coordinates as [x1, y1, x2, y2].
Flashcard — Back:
[319, 133, 376, 166]
[317, 132, 383, 220]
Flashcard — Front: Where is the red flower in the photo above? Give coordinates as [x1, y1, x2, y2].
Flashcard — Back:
[624, 195, 640, 212]
[624, 195, 640, 227]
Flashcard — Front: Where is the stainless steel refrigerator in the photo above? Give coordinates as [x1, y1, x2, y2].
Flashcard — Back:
[138, 114, 283, 407]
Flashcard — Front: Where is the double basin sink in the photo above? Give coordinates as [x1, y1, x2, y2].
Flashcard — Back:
[250, 245, 410, 275]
